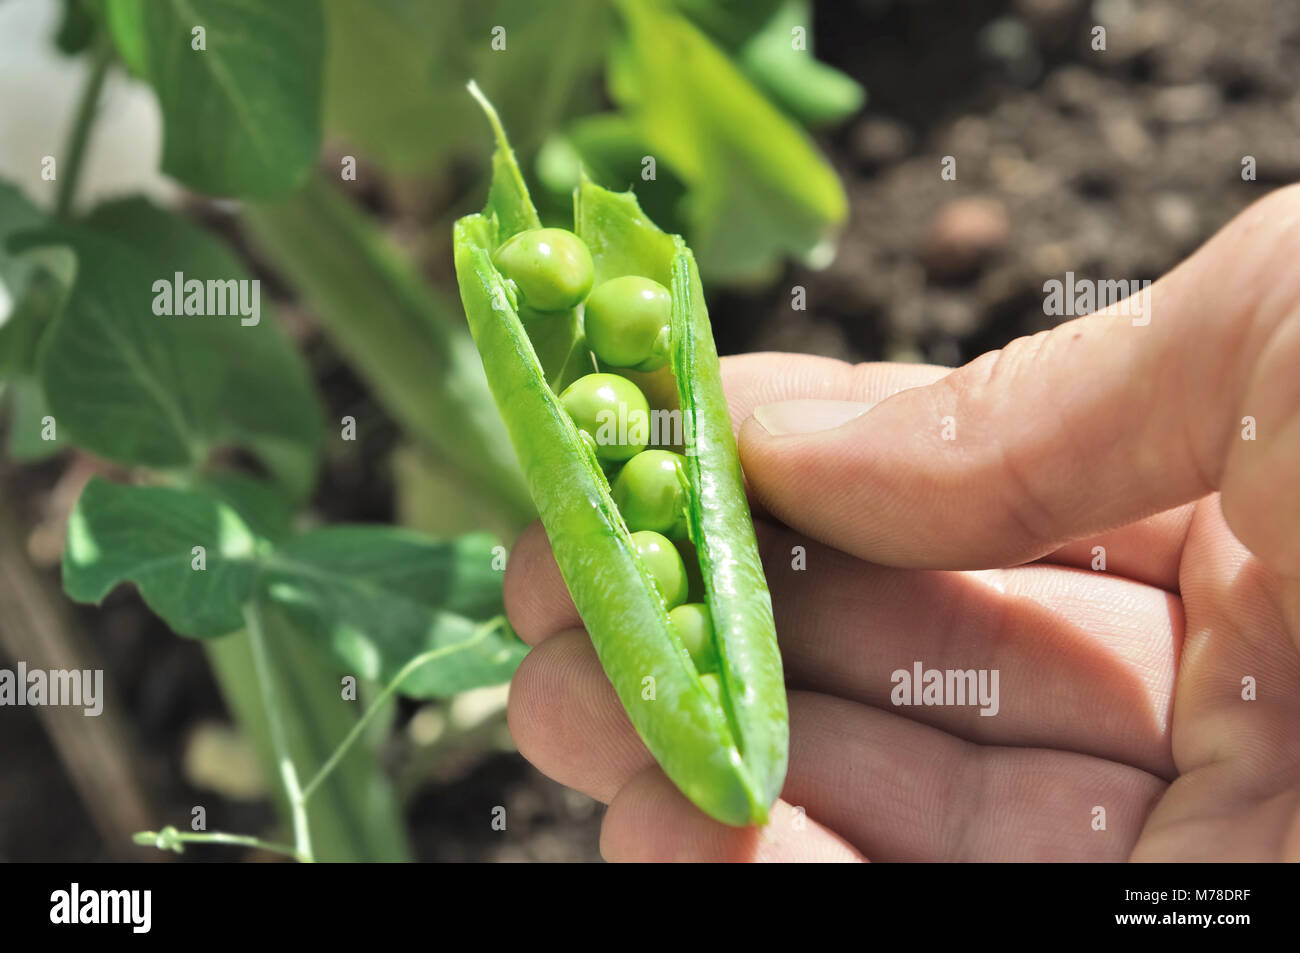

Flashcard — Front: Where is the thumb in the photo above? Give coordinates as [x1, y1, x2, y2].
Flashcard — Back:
[738, 185, 1300, 575]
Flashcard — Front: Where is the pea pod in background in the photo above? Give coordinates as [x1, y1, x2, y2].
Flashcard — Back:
[453, 83, 787, 826]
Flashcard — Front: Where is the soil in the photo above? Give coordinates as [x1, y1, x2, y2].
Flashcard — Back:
[3, 0, 1297, 862]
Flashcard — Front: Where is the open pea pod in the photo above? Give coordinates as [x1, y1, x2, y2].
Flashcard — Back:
[453, 83, 787, 826]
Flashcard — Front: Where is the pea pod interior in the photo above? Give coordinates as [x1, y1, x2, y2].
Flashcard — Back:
[453, 83, 787, 826]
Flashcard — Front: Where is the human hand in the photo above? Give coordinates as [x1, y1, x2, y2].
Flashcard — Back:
[504, 186, 1300, 861]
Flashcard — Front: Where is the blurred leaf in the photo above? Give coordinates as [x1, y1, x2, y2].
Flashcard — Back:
[17, 199, 323, 497]
[0, 183, 48, 376]
[734, 0, 864, 127]
[5, 377, 61, 461]
[55, 0, 97, 56]
[323, 0, 608, 174]
[1, 184, 67, 462]
[243, 178, 533, 524]
[103, 0, 147, 76]
[392, 444, 521, 541]
[321, 0, 461, 173]
[536, 113, 689, 235]
[538, 113, 648, 195]
[0, 268, 65, 383]
[672, 0, 866, 130]
[193, 471, 295, 543]
[261, 527, 526, 698]
[672, 0, 784, 48]
[63, 477, 261, 637]
[115, 0, 324, 196]
[610, 0, 848, 281]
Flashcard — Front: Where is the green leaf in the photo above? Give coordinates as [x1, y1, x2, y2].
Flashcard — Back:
[0, 267, 66, 383]
[672, 0, 785, 48]
[536, 113, 689, 238]
[5, 377, 60, 461]
[103, 0, 148, 76]
[1, 182, 70, 463]
[392, 443, 524, 541]
[63, 477, 261, 637]
[261, 528, 526, 698]
[609, 0, 848, 281]
[64, 479, 524, 697]
[18, 198, 322, 497]
[0, 183, 48, 376]
[131, 0, 324, 197]
[322, 0, 609, 175]
[193, 471, 295, 543]
[672, 0, 864, 125]
[733, 0, 864, 127]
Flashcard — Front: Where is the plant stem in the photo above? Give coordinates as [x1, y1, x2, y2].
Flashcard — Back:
[299, 617, 504, 803]
[243, 601, 314, 863]
[134, 827, 307, 862]
[55, 35, 114, 220]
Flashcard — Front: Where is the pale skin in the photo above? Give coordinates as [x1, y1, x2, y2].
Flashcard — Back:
[504, 185, 1300, 861]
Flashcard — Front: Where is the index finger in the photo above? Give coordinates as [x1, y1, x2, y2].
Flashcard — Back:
[739, 185, 1300, 574]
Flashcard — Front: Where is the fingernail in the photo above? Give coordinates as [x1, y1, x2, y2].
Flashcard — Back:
[752, 399, 875, 436]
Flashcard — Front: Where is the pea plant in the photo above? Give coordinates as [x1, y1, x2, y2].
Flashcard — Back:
[0, 0, 857, 860]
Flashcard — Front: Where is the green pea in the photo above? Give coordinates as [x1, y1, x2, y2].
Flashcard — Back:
[612, 450, 689, 537]
[669, 602, 717, 673]
[494, 227, 594, 312]
[630, 530, 689, 609]
[584, 275, 673, 371]
[559, 373, 651, 463]
[699, 673, 723, 705]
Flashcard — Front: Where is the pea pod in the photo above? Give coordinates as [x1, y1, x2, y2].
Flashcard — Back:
[453, 82, 787, 826]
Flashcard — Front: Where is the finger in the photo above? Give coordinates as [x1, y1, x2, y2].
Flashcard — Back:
[758, 522, 1181, 777]
[510, 516, 1181, 778]
[600, 768, 865, 862]
[740, 185, 1300, 575]
[503, 520, 577, 646]
[722, 354, 1191, 581]
[522, 667, 1168, 861]
[506, 628, 652, 804]
[507, 594, 1176, 828]
[1220, 295, 1300, 577]
[718, 352, 948, 434]
[1135, 496, 1300, 861]
[1157, 496, 1300, 764]
[1036, 503, 1196, 592]
[783, 692, 1166, 861]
